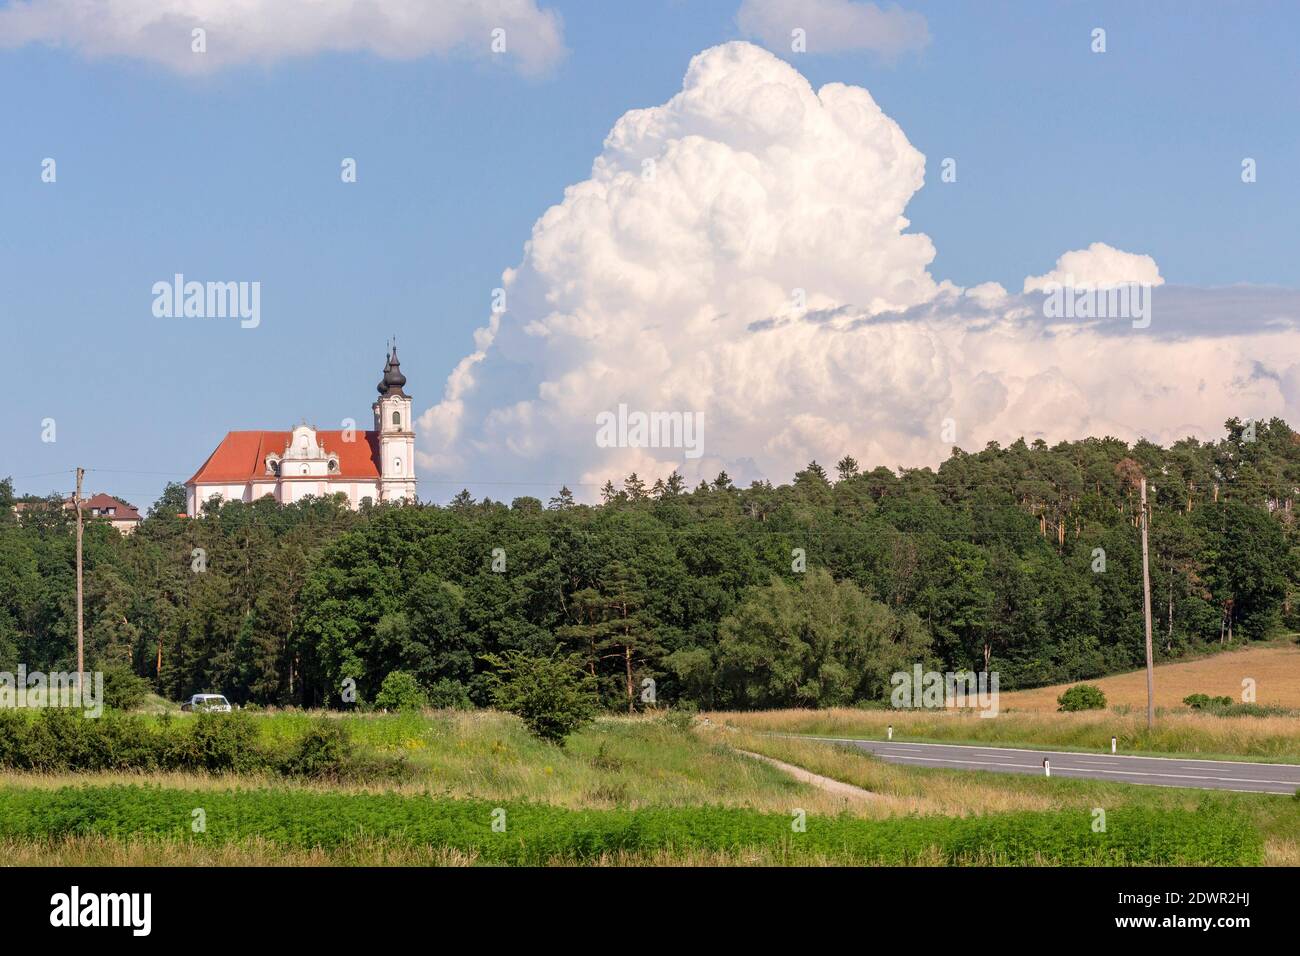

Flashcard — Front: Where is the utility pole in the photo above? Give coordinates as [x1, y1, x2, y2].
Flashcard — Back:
[75, 466, 85, 690]
[1140, 477, 1155, 730]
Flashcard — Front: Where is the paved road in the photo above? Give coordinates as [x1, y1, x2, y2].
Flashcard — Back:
[791, 736, 1300, 794]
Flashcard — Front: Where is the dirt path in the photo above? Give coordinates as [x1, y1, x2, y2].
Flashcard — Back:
[733, 749, 880, 801]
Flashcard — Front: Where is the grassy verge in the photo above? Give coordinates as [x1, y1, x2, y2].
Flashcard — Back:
[0, 711, 883, 819]
[724, 729, 1300, 865]
[707, 708, 1300, 762]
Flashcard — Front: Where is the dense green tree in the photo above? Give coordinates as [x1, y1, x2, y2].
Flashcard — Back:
[717, 569, 931, 707]
[1, 418, 1297, 711]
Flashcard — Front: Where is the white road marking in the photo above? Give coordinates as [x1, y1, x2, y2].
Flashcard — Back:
[848, 745, 1300, 791]
[799, 734, 1300, 769]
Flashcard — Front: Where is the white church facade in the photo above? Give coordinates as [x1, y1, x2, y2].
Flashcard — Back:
[185, 346, 417, 515]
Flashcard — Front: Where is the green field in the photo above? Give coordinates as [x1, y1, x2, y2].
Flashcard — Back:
[0, 783, 1263, 867]
[1, 709, 1296, 866]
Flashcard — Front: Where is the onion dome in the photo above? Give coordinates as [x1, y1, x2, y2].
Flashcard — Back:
[377, 353, 392, 396]
[383, 345, 408, 396]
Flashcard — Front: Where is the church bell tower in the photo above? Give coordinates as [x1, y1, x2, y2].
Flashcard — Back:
[373, 343, 416, 503]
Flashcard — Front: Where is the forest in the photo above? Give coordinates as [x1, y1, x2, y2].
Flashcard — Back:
[1, 417, 1295, 712]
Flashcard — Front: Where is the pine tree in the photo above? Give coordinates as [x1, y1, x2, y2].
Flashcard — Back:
[624, 472, 647, 501]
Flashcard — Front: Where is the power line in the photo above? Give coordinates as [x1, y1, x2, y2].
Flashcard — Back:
[5, 469, 76, 480]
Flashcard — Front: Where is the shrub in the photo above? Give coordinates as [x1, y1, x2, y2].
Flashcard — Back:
[374, 671, 426, 711]
[482, 650, 598, 745]
[425, 678, 472, 710]
[0, 709, 265, 773]
[0, 709, 409, 780]
[1057, 684, 1107, 712]
[1184, 693, 1234, 710]
[660, 702, 698, 733]
[167, 711, 267, 773]
[99, 665, 151, 712]
[279, 719, 354, 779]
[588, 741, 624, 771]
[1215, 702, 1294, 718]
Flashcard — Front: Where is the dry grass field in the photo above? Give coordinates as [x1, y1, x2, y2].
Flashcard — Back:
[996, 642, 1300, 712]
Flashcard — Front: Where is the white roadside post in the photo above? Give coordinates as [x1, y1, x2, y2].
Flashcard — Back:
[1043, 758, 1051, 778]
[887, 725, 893, 741]
[1111, 736, 1117, 754]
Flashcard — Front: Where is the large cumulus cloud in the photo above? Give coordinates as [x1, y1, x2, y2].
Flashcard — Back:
[419, 41, 1300, 498]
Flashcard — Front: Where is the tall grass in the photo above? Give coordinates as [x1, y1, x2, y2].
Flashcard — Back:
[708, 708, 1300, 761]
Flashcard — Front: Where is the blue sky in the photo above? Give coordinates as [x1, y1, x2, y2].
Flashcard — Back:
[2, 1, 1297, 507]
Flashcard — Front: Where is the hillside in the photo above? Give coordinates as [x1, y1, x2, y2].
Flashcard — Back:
[998, 642, 1300, 712]
[998, 639, 1294, 712]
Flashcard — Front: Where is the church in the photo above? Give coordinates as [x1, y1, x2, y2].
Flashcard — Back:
[185, 346, 417, 515]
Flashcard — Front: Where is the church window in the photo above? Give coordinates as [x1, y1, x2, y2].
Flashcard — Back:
[392, 411, 401, 427]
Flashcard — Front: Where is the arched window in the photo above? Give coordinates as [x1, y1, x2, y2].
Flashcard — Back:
[392, 410, 401, 427]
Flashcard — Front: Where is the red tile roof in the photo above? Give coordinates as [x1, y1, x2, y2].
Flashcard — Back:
[187, 431, 382, 485]
[74, 493, 142, 523]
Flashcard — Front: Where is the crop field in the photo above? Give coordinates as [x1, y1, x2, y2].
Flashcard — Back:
[0, 783, 1265, 866]
[996, 643, 1300, 712]
[1, 709, 1296, 866]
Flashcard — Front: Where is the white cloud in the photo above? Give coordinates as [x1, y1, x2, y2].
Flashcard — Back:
[0, 0, 565, 74]
[1023, 241, 1165, 292]
[737, 0, 929, 57]
[418, 41, 1300, 500]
